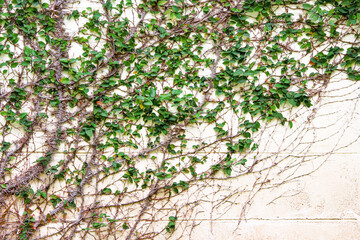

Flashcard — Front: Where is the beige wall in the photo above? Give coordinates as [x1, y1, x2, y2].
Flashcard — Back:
[175, 79, 360, 239]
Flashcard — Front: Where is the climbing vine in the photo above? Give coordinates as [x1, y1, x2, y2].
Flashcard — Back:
[0, 0, 359, 239]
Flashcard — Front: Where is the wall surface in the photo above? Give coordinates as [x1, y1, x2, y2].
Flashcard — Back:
[171, 79, 360, 239]
[1, 0, 360, 239]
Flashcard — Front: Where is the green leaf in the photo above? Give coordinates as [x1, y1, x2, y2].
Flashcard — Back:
[41, 192, 47, 198]
[122, 222, 129, 229]
[203, 6, 210, 14]
[21, 61, 30, 66]
[171, 89, 182, 95]
[130, 53, 135, 62]
[103, 0, 112, 9]
[143, 100, 153, 106]
[303, 4, 312, 10]
[102, 188, 112, 194]
[85, 129, 93, 138]
[60, 78, 70, 84]
[157, 0, 167, 6]
[172, 5, 180, 13]
[112, 161, 121, 171]
[10, 62, 18, 68]
[234, 69, 243, 76]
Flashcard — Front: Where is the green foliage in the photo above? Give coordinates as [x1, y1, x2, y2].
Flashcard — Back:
[165, 216, 178, 233]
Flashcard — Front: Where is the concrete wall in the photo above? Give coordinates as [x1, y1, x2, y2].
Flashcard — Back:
[173, 79, 360, 239]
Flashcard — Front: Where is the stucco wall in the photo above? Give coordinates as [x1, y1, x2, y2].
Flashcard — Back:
[171, 78, 360, 239]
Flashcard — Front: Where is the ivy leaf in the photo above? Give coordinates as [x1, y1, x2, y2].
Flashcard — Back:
[112, 161, 122, 171]
[171, 89, 182, 95]
[158, 0, 167, 6]
[234, 69, 243, 76]
[21, 61, 30, 66]
[60, 78, 70, 84]
[102, 188, 112, 194]
[303, 4, 313, 10]
[103, 0, 112, 10]
[122, 222, 129, 229]
[143, 100, 153, 106]
[203, 6, 210, 14]
[41, 192, 47, 199]
[85, 129, 93, 138]
[172, 5, 180, 13]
